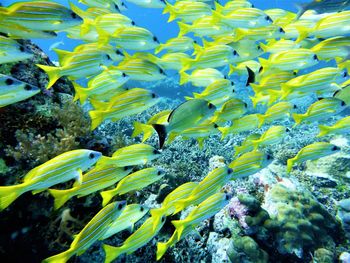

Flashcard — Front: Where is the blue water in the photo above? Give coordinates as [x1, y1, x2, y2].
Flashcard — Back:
[3, 0, 306, 61]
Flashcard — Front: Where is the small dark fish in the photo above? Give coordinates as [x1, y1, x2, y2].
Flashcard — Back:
[296, 0, 350, 18]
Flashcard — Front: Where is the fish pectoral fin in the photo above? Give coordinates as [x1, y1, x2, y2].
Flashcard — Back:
[75, 169, 83, 186]
[128, 223, 135, 233]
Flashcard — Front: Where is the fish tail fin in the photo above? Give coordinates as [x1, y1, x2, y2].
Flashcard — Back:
[132, 121, 145, 138]
[257, 114, 265, 128]
[132, 122, 154, 142]
[211, 10, 224, 23]
[191, 43, 203, 56]
[179, 57, 192, 72]
[166, 3, 177, 22]
[156, 242, 169, 261]
[42, 249, 75, 263]
[0, 184, 27, 211]
[258, 58, 268, 72]
[103, 244, 122, 263]
[252, 140, 259, 151]
[259, 42, 268, 53]
[89, 110, 104, 131]
[292, 113, 303, 126]
[172, 220, 185, 240]
[179, 71, 190, 85]
[250, 95, 259, 108]
[80, 20, 93, 36]
[214, 1, 223, 13]
[218, 127, 230, 140]
[72, 82, 89, 104]
[48, 189, 74, 210]
[233, 28, 245, 42]
[250, 83, 262, 94]
[100, 189, 118, 207]
[295, 26, 309, 43]
[152, 124, 167, 149]
[155, 44, 163, 54]
[150, 208, 165, 231]
[287, 158, 294, 173]
[177, 22, 190, 37]
[36, 64, 61, 89]
[228, 64, 236, 76]
[317, 125, 331, 137]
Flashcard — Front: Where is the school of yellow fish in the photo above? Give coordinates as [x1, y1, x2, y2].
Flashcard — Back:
[0, 0, 350, 262]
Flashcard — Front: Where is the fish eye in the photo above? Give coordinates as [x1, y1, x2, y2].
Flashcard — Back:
[267, 154, 272, 160]
[231, 81, 234, 85]
[293, 71, 297, 75]
[106, 54, 111, 60]
[5, 78, 14, 85]
[332, 146, 340, 151]
[341, 101, 346, 106]
[286, 127, 291, 132]
[257, 45, 261, 50]
[122, 72, 127, 77]
[244, 102, 248, 108]
[232, 89, 235, 93]
[24, 84, 32, 91]
[224, 75, 227, 79]
[124, 166, 130, 170]
[157, 170, 162, 175]
[214, 124, 219, 128]
[313, 54, 319, 61]
[118, 202, 125, 210]
[116, 50, 123, 56]
[259, 66, 263, 73]
[153, 149, 161, 154]
[193, 40, 197, 44]
[19, 46, 25, 52]
[293, 104, 297, 109]
[225, 194, 231, 200]
[208, 103, 214, 109]
[265, 16, 272, 22]
[71, 12, 78, 19]
[153, 36, 159, 43]
[343, 71, 348, 78]
[251, 4, 254, 7]
[233, 50, 238, 56]
[89, 153, 95, 159]
[152, 93, 156, 98]
[114, 4, 121, 12]
[131, 21, 135, 25]
[227, 168, 233, 174]
[140, 206, 144, 212]
[122, 2, 126, 6]
[279, 27, 285, 33]
[159, 68, 164, 74]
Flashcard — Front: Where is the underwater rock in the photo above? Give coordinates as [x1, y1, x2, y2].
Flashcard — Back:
[313, 248, 334, 263]
[339, 252, 350, 263]
[337, 198, 350, 238]
[207, 232, 230, 263]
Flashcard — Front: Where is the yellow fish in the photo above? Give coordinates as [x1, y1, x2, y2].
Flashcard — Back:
[317, 116, 350, 137]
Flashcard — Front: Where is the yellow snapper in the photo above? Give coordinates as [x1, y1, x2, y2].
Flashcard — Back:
[251, 126, 287, 150]
[103, 216, 166, 263]
[260, 39, 301, 54]
[212, 8, 273, 29]
[89, 88, 160, 130]
[287, 142, 341, 173]
[173, 166, 233, 214]
[311, 36, 350, 62]
[72, 69, 129, 104]
[296, 0, 350, 18]
[233, 25, 285, 42]
[0, 149, 102, 210]
[259, 48, 319, 74]
[226, 39, 263, 62]
[293, 98, 347, 126]
[155, 36, 195, 54]
[93, 13, 135, 37]
[214, 0, 253, 15]
[102, 204, 149, 240]
[49, 166, 133, 210]
[280, 67, 346, 99]
[229, 150, 273, 178]
[251, 71, 296, 94]
[264, 8, 296, 26]
[234, 133, 261, 157]
[115, 55, 166, 81]
[307, 11, 350, 39]
[213, 98, 248, 123]
[43, 201, 126, 263]
[229, 60, 262, 77]
[132, 110, 172, 142]
[79, 0, 123, 12]
[177, 16, 232, 37]
[0, 1, 82, 31]
[164, 1, 212, 23]
[181, 44, 239, 71]
[152, 99, 216, 148]
[257, 102, 295, 128]
[150, 182, 198, 231]
[100, 167, 165, 206]
[317, 116, 350, 137]
[180, 68, 225, 87]
[219, 114, 259, 139]
[172, 192, 232, 239]
[0, 75, 40, 108]
[154, 52, 191, 71]
[0, 35, 33, 64]
[108, 26, 159, 51]
[190, 79, 235, 106]
[37, 53, 113, 89]
[99, 143, 162, 167]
